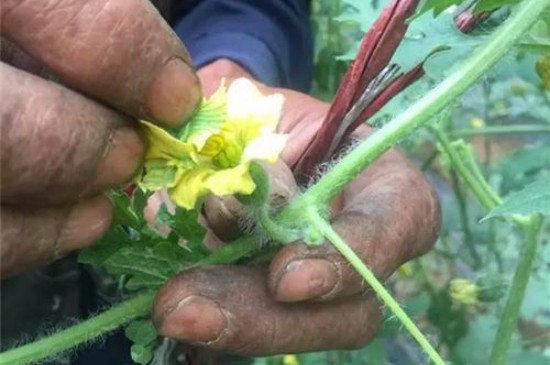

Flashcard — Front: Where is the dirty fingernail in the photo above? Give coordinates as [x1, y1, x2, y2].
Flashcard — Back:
[275, 259, 339, 302]
[144, 58, 201, 126]
[159, 295, 227, 343]
[57, 194, 113, 251]
[94, 127, 144, 189]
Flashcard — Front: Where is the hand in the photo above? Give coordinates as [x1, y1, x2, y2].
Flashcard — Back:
[152, 60, 440, 355]
[0, 0, 201, 277]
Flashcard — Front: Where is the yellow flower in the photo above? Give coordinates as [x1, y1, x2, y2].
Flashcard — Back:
[283, 355, 300, 365]
[469, 118, 485, 129]
[450, 278, 479, 307]
[137, 78, 287, 210]
[397, 262, 414, 277]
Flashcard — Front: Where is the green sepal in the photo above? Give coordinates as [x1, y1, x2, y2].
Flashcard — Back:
[236, 162, 270, 207]
[476, 275, 508, 303]
[178, 84, 227, 142]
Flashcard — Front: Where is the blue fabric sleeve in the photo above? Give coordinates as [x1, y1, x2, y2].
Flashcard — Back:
[171, 0, 313, 93]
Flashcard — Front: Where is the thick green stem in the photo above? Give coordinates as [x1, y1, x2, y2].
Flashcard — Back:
[305, 208, 445, 365]
[489, 216, 544, 364]
[0, 292, 154, 365]
[280, 0, 549, 218]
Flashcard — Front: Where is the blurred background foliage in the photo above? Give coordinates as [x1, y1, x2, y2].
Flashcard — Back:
[254, 0, 550, 364]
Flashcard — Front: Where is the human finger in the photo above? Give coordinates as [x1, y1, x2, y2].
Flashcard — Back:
[153, 266, 381, 355]
[1, 0, 200, 126]
[0, 194, 112, 277]
[1, 63, 143, 204]
[268, 151, 440, 302]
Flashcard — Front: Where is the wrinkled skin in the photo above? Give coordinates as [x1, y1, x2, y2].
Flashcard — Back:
[0, 0, 440, 357]
[152, 60, 441, 355]
[0, 0, 200, 276]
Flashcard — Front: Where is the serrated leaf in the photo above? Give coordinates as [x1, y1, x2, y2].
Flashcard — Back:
[104, 242, 180, 283]
[78, 226, 134, 266]
[108, 190, 142, 229]
[483, 176, 550, 220]
[171, 208, 207, 251]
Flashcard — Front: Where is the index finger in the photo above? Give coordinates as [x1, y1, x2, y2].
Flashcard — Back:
[1, 0, 200, 126]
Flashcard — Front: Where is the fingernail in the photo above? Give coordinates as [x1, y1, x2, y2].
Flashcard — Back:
[58, 195, 113, 251]
[94, 127, 144, 188]
[275, 259, 339, 302]
[144, 58, 201, 126]
[159, 295, 227, 343]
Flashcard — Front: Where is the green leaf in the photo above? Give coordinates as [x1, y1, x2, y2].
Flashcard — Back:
[125, 320, 157, 365]
[107, 190, 142, 229]
[80, 191, 208, 291]
[172, 208, 207, 248]
[78, 226, 134, 266]
[125, 320, 157, 345]
[413, 0, 464, 19]
[483, 175, 550, 220]
[130, 343, 153, 365]
[474, 0, 522, 13]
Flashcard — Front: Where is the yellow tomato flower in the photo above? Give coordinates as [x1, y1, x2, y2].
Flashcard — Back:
[137, 78, 287, 210]
[450, 278, 479, 307]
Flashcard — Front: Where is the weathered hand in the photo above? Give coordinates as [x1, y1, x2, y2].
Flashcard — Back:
[152, 60, 440, 355]
[0, 0, 200, 277]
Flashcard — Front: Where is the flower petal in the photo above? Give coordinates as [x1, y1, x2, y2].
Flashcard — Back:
[204, 163, 256, 196]
[243, 133, 288, 163]
[168, 166, 214, 210]
[140, 121, 196, 166]
[226, 78, 284, 130]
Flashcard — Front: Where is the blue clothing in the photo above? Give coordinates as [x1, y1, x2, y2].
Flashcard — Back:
[171, 0, 313, 92]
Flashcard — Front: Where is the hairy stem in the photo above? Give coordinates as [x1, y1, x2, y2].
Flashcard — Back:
[280, 0, 548, 219]
[305, 208, 445, 365]
[489, 216, 544, 365]
[0, 293, 154, 365]
[1, 235, 260, 365]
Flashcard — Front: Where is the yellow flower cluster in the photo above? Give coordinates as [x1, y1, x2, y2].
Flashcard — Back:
[449, 278, 479, 307]
[138, 78, 287, 209]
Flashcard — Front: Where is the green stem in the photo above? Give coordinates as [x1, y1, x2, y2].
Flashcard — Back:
[489, 216, 544, 365]
[461, 144, 503, 208]
[0, 292, 154, 365]
[305, 208, 445, 365]
[454, 125, 550, 137]
[2, 235, 260, 365]
[281, 0, 549, 216]
[436, 127, 501, 210]
[450, 170, 480, 268]
[194, 233, 260, 266]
